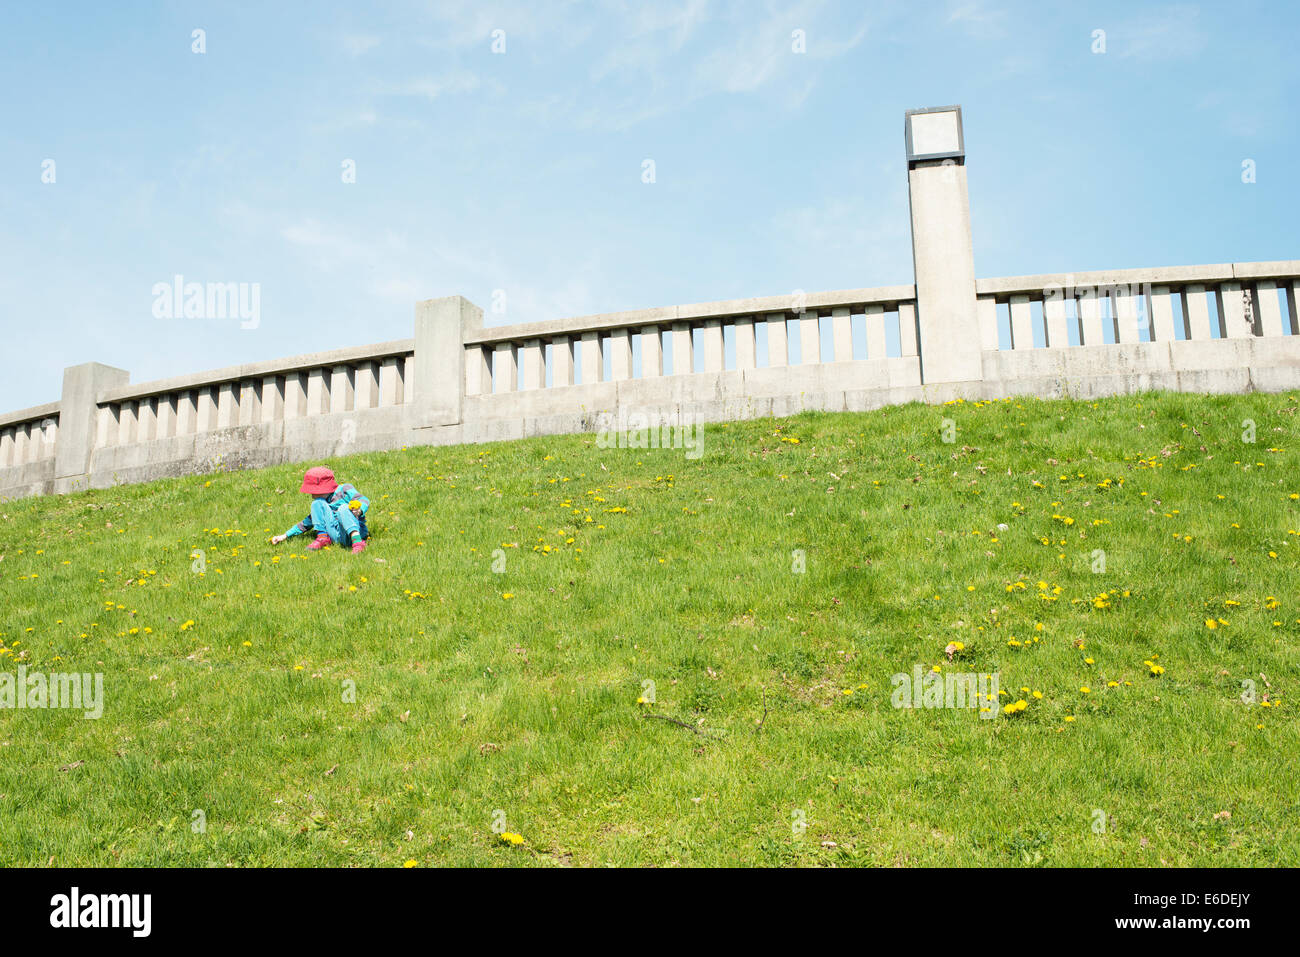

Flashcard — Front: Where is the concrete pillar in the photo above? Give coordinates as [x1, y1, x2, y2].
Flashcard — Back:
[701, 320, 724, 372]
[40, 419, 58, 459]
[831, 307, 853, 362]
[378, 359, 401, 407]
[1289, 281, 1300, 335]
[521, 339, 545, 390]
[798, 311, 820, 365]
[305, 370, 326, 417]
[671, 322, 693, 375]
[608, 329, 632, 381]
[30, 422, 47, 462]
[12, 425, 28, 464]
[865, 304, 887, 359]
[156, 394, 177, 438]
[189, 390, 209, 434]
[215, 382, 236, 427]
[579, 333, 602, 384]
[285, 374, 308, 418]
[329, 366, 354, 412]
[1009, 294, 1033, 350]
[1254, 281, 1285, 338]
[1150, 286, 1176, 342]
[904, 106, 982, 383]
[197, 387, 218, 431]
[177, 391, 197, 433]
[976, 298, 999, 352]
[118, 401, 138, 446]
[464, 346, 493, 395]
[494, 343, 518, 392]
[898, 302, 919, 357]
[413, 295, 481, 426]
[403, 355, 415, 404]
[765, 313, 788, 366]
[0, 428, 13, 467]
[1113, 287, 1142, 343]
[52, 362, 130, 486]
[354, 364, 379, 410]
[550, 338, 574, 387]
[1044, 294, 1069, 347]
[735, 318, 756, 370]
[1077, 289, 1104, 346]
[261, 376, 285, 422]
[640, 326, 662, 377]
[136, 396, 157, 442]
[1182, 285, 1214, 340]
[1217, 282, 1253, 338]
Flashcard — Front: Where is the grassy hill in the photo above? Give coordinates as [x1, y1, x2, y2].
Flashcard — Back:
[1, 390, 1297, 867]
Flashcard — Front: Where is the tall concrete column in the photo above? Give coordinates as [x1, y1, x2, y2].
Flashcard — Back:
[413, 295, 482, 427]
[54, 361, 130, 493]
[905, 106, 982, 384]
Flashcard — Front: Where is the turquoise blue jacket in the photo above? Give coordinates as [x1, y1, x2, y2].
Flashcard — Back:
[284, 483, 370, 539]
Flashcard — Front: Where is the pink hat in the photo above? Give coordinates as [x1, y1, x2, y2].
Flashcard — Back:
[299, 466, 339, 495]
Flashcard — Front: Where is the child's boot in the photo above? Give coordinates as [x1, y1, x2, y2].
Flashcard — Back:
[351, 540, 367, 554]
[307, 533, 332, 550]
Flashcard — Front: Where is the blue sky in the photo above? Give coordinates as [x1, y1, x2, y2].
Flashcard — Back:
[2, 0, 1297, 409]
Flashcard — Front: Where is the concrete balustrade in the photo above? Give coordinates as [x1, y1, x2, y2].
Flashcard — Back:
[5, 258, 1287, 502]
[3, 104, 1297, 500]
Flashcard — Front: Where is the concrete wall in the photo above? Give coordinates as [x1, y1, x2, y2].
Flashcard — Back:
[3, 106, 1298, 501]
[3, 265, 1298, 502]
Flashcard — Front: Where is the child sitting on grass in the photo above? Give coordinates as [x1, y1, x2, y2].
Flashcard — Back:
[270, 466, 370, 553]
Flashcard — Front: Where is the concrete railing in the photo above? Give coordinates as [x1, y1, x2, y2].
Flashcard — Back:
[0, 402, 61, 496]
[3, 105, 1298, 500]
[974, 263, 1300, 350]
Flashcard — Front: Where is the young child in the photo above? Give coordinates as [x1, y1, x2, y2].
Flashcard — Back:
[271, 466, 370, 553]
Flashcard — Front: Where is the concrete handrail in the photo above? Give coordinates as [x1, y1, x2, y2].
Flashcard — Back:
[0, 400, 60, 432]
[975, 261, 1300, 299]
[464, 285, 918, 346]
[96, 338, 416, 405]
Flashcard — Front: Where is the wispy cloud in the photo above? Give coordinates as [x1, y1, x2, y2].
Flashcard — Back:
[376, 71, 484, 100]
[946, 0, 1009, 38]
[1114, 4, 1206, 60]
[341, 34, 381, 56]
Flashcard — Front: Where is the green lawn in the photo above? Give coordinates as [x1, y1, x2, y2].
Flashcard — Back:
[1, 390, 1297, 866]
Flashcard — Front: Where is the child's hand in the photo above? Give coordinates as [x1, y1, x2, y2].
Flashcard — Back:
[348, 500, 362, 513]
[270, 534, 287, 545]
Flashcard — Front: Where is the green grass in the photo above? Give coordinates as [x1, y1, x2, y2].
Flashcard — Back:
[1, 390, 1298, 867]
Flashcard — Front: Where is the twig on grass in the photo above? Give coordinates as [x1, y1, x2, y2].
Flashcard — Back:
[642, 713, 704, 734]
